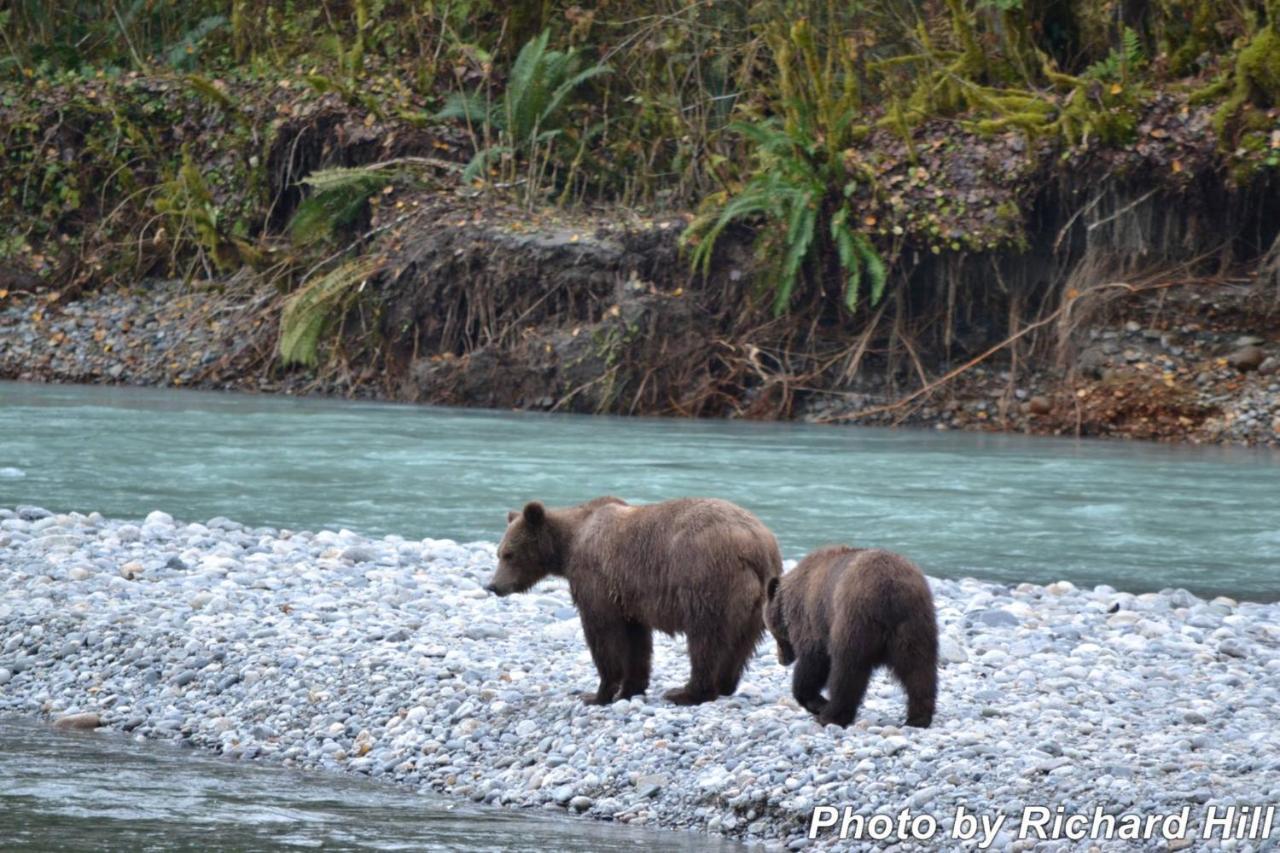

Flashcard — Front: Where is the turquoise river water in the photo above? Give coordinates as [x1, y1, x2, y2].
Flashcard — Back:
[2, 381, 1277, 600]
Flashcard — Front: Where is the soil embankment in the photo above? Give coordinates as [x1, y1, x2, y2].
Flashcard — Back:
[2, 201, 1277, 446]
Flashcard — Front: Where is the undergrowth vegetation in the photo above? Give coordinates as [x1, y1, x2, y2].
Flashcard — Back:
[1, 0, 1278, 367]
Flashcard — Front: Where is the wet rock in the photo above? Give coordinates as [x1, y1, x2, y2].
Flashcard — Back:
[1076, 347, 1109, 379]
[341, 545, 379, 563]
[883, 736, 910, 755]
[973, 608, 1020, 628]
[1028, 395, 1052, 415]
[172, 669, 199, 686]
[635, 773, 668, 798]
[938, 636, 968, 664]
[53, 712, 101, 731]
[1218, 641, 1247, 659]
[1227, 346, 1265, 372]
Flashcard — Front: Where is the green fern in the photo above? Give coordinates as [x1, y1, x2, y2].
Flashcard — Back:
[436, 29, 610, 186]
[1084, 27, 1145, 82]
[164, 15, 227, 70]
[279, 257, 383, 366]
[686, 119, 886, 316]
[288, 167, 387, 245]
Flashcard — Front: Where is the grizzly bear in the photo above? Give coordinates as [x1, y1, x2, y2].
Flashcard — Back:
[485, 496, 782, 706]
[765, 546, 937, 728]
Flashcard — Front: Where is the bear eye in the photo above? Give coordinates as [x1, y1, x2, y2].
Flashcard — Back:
[500, 551, 513, 560]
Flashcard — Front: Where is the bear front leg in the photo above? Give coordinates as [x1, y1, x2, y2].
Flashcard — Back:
[580, 618, 629, 705]
[791, 650, 831, 716]
[618, 622, 652, 700]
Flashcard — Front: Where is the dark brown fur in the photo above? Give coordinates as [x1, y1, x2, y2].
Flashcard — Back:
[487, 496, 782, 706]
[765, 546, 938, 728]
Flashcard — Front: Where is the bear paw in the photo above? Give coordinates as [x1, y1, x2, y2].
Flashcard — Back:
[816, 710, 854, 728]
[663, 687, 716, 706]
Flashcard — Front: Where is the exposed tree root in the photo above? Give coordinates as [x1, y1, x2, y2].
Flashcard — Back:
[813, 271, 1210, 426]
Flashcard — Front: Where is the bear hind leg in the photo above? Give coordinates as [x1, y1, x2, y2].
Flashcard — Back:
[791, 650, 831, 716]
[890, 622, 937, 728]
[897, 663, 936, 728]
[618, 622, 652, 700]
[715, 612, 764, 697]
[816, 652, 873, 728]
[664, 630, 720, 705]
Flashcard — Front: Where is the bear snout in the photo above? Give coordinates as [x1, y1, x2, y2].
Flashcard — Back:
[484, 582, 508, 596]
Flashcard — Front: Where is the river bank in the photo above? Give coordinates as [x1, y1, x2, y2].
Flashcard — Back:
[2, 272, 1277, 446]
[3, 506, 1278, 851]
[0, 715, 736, 852]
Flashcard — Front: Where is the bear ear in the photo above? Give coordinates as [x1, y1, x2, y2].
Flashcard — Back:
[507, 510, 519, 524]
[767, 577, 780, 601]
[522, 501, 546, 526]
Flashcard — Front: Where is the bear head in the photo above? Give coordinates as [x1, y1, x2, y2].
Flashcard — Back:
[485, 501, 558, 596]
[764, 576, 796, 665]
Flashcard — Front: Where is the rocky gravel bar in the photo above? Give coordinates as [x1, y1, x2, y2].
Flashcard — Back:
[3, 505, 1279, 851]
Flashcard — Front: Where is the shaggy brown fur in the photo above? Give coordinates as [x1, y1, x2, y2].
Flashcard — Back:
[486, 496, 782, 706]
[765, 546, 938, 728]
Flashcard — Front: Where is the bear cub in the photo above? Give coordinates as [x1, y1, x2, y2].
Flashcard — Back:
[765, 546, 937, 728]
[487, 496, 782, 706]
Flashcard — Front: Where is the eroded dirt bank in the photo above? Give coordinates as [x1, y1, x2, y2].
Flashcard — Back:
[2, 195, 1277, 447]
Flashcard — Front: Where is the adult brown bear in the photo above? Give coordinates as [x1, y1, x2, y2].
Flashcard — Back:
[485, 496, 782, 705]
[765, 546, 937, 728]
